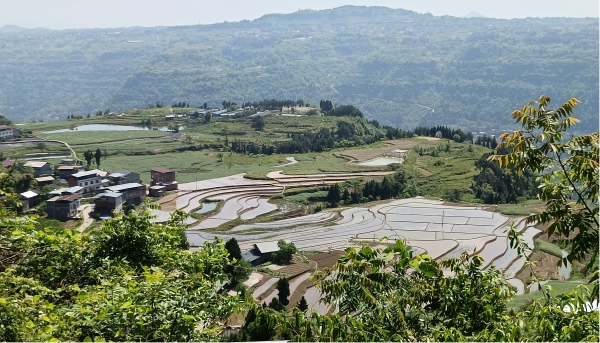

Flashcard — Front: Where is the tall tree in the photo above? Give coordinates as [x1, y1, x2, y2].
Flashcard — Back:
[94, 148, 102, 167]
[83, 150, 93, 167]
[276, 278, 290, 306]
[225, 237, 242, 261]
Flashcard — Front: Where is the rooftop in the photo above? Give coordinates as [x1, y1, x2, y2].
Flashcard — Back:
[106, 183, 144, 192]
[151, 167, 174, 173]
[20, 190, 38, 198]
[95, 192, 123, 199]
[35, 176, 55, 182]
[254, 241, 280, 254]
[24, 161, 48, 168]
[72, 169, 102, 178]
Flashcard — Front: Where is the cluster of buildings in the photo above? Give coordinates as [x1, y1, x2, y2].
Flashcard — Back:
[2, 157, 178, 221]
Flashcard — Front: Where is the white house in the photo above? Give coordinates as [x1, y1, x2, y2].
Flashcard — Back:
[0, 125, 14, 139]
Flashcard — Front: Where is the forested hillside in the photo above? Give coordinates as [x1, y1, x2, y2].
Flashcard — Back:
[0, 6, 597, 132]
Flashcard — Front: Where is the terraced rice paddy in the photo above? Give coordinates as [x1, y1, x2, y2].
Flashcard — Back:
[152, 172, 536, 295]
[186, 197, 535, 294]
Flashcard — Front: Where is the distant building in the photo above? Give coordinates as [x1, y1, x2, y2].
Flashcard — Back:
[49, 186, 84, 197]
[46, 194, 81, 221]
[68, 170, 103, 194]
[242, 241, 281, 266]
[60, 158, 76, 166]
[149, 185, 166, 197]
[150, 167, 177, 191]
[35, 175, 55, 187]
[104, 182, 147, 205]
[20, 190, 40, 212]
[108, 170, 141, 185]
[55, 165, 86, 180]
[0, 125, 14, 139]
[24, 161, 52, 177]
[94, 192, 124, 214]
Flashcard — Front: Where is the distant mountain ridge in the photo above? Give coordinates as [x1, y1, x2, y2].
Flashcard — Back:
[0, 6, 597, 132]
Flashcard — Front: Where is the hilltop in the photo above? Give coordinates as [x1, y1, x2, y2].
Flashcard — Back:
[0, 6, 597, 133]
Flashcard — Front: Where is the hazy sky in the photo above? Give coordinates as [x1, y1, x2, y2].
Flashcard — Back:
[1, 0, 598, 30]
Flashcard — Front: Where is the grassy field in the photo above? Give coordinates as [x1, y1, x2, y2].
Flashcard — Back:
[535, 239, 564, 258]
[15, 114, 500, 203]
[405, 141, 491, 199]
[506, 281, 587, 312]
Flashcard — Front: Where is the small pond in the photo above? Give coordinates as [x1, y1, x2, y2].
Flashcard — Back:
[42, 124, 183, 134]
[194, 202, 218, 214]
[358, 157, 404, 166]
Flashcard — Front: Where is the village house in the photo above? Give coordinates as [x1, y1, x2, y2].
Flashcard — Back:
[104, 182, 147, 205]
[34, 175, 55, 187]
[0, 125, 14, 140]
[94, 192, 124, 214]
[242, 241, 281, 266]
[49, 185, 84, 197]
[148, 185, 166, 197]
[68, 169, 104, 194]
[55, 165, 86, 180]
[46, 194, 81, 221]
[24, 161, 52, 177]
[150, 167, 177, 191]
[20, 190, 40, 212]
[108, 170, 141, 185]
[59, 158, 76, 166]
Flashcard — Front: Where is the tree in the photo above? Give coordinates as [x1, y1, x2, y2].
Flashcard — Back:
[326, 183, 341, 207]
[167, 123, 179, 133]
[489, 96, 599, 266]
[251, 116, 265, 131]
[203, 112, 211, 123]
[225, 237, 242, 261]
[271, 240, 297, 265]
[453, 134, 461, 142]
[226, 259, 252, 286]
[83, 150, 93, 167]
[36, 142, 47, 152]
[296, 296, 308, 311]
[94, 148, 102, 167]
[276, 277, 290, 306]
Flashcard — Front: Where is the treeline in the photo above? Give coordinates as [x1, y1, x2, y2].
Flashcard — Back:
[471, 148, 538, 204]
[230, 119, 383, 155]
[326, 170, 419, 207]
[384, 125, 476, 143]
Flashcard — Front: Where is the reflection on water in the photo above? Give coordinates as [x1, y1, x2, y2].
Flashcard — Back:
[358, 157, 404, 166]
[194, 202, 218, 214]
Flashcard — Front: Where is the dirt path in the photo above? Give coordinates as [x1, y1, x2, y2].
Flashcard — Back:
[78, 204, 94, 232]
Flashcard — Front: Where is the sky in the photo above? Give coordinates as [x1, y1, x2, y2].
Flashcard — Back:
[1, 0, 598, 30]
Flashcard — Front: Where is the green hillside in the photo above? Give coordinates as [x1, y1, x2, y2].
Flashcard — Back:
[0, 6, 598, 133]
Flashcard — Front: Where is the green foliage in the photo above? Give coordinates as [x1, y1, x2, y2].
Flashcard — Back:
[535, 239, 563, 258]
[271, 240, 297, 265]
[296, 296, 308, 311]
[276, 278, 290, 306]
[490, 96, 599, 265]
[472, 148, 538, 204]
[225, 237, 242, 261]
[0, 179, 249, 342]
